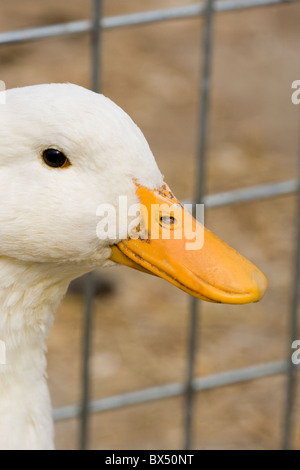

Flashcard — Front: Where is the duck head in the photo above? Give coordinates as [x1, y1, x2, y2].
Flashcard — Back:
[0, 83, 267, 304]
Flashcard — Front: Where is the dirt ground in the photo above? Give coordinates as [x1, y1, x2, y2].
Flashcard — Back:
[1, 0, 300, 449]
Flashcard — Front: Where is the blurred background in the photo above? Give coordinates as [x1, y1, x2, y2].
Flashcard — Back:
[1, 0, 300, 449]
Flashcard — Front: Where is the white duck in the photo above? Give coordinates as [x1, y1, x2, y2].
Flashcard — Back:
[0, 83, 267, 449]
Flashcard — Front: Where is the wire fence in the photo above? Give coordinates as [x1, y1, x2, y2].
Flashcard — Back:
[3, 0, 300, 449]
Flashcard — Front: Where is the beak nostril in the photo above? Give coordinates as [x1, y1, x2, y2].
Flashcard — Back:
[159, 215, 176, 226]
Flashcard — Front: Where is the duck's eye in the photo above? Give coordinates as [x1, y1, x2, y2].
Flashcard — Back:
[42, 148, 70, 168]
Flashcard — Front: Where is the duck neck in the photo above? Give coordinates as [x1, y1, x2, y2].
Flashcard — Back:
[0, 257, 83, 449]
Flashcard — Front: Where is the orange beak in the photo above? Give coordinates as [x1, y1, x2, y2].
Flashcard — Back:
[110, 183, 267, 304]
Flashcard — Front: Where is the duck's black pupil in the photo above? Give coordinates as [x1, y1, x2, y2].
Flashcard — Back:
[43, 149, 67, 168]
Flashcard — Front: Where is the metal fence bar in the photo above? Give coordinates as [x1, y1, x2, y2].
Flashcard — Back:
[91, 0, 102, 94]
[52, 360, 289, 420]
[79, 0, 103, 451]
[79, 273, 95, 450]
[103, 0, 299, 28]
[184, 0, 215, 450]
[0, 0, 299, 45]
[204, 179, 299, 208]
[282, 116, 300, 450]
[180, 180, 298, 218]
